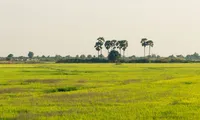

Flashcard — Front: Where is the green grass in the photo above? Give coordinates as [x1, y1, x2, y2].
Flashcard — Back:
[1, 63, 200, 119]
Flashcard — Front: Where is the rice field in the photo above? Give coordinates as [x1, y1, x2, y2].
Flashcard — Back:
[1, 63, 200, 120]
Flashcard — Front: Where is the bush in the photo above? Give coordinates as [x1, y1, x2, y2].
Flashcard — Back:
[108, 50, 121, 62]
[46, 86, 78, 93]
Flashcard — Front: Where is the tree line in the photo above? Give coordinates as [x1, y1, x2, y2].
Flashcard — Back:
[2, 37, 200, 63]
[2, 51, 200, 63]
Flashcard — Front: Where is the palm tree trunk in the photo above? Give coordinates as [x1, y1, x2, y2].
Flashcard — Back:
[98, 51, 99, 58]
[123, 50, 125, 58]
[149, 46, 151, 56]
[144, 47, 146, 57]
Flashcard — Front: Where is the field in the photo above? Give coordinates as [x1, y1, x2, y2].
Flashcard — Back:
[1, 63, 200, 120]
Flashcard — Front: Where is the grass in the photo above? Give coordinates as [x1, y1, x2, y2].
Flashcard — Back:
[0, 63, 200, 119]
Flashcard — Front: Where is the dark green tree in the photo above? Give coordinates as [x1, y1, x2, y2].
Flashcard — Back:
[80, 54, 86, 59]
[122, 40, 128, 57]
[87, 55, 92, 59]
[117, 40, 128, 57]
[6, 54, 14, 61]
[104, 40, 111, 54]
[116, 40, 123, 55]
[97, 37, 105, 55]
[110, 40, 117, 50]
[108, 50, 121, 62]
[99, 54, 105, 58]
[141, 38, 148, 57]
[75, 55, 79, 58]
[94, 41, 103, 57]
[28, 51, 34, 59]
[146, 40, 154, 56]
[55, 55, 62, 60]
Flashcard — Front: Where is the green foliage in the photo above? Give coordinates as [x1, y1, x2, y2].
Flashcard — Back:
[141, 38, 148, 47]
[95, 37, 105, 57]
[6, 54, 14, 61]
[108, 50, 121, 62]
[87, 55, 92, 59]
[104, 40, 111, 52]
[141, 38, 154, 57]
[80, 54, 86, 59]
[110, 40, 117, 50]
[57, 58, 108, 63]
[46, 87, 78, 93]
[94, 41, 103, 56]
[28, 51, 34, 59]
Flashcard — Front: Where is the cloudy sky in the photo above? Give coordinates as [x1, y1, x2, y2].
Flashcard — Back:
[0, 0, 200, 57]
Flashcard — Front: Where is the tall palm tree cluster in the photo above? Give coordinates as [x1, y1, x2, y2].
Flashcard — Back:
[94, 37, 128, 57]
[140, 38, 154, 57]
[95, 37, 154, 58]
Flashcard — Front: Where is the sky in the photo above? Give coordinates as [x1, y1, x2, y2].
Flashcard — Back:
[0, 0, 200, 57]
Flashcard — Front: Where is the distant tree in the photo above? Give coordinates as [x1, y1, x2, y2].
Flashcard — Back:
[18, 56, 25, 61]
[42, 55, 46, 58]
[185, 53, 200, 61]
[116, 40, 128, 57]
[87, 55, 92, 59]
[94, 41, 102, 57]
[116, 40, 123, 55]
[108, 50, 121, 62]
[151, 54, 157, 58]
[19, 56, 24, 59]
[157, 55, 161, 58]
[6, 54, 14, 61]
[80, 54, 86, 59]
[176, 55, 184, 58]
[55, 55, 62, 60]
[193, 52, 199, 60]
[146, 40, 154, 56]
[110, 40, 117, 50]
[28, 51, 34, 59]
[141, 38, 148, 57]
[168, 55, 175, 59]
[65, 55, 71, 58]
[99, 54, 105, 58]
[129, 55, 136, 59]
[75, 55, 79, 58]
[97, 37, 105, 55]
[104, 40, 111, 54]
[122, 40, 128, 57]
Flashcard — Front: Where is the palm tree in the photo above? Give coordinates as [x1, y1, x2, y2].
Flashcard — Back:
[94, 41, 102, 57]
[116, 40, 123, 55]
[146, 40, 154, 56]
[122, 40, 128, 57]
[110, 40, 117, 50]
[97, 37, 105, 55]
[104, 40, 111, 54]
[141, 38, 148, 57]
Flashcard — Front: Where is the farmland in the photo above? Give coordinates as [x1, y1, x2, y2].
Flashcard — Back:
[1, 63, 200, 120]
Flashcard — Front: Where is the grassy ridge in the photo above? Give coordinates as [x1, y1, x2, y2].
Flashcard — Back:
[0, 63, 200, 119]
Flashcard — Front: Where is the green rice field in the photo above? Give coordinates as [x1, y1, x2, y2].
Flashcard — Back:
[1, 63, 200, 120]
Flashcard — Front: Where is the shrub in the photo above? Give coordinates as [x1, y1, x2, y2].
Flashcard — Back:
[46, 86, 78, 93]
[108, 50, 121, 62]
